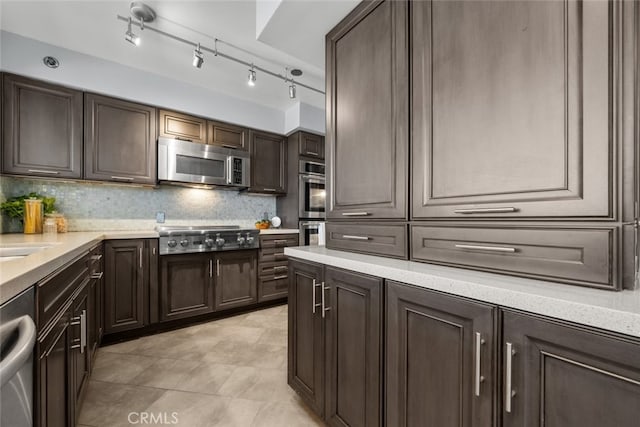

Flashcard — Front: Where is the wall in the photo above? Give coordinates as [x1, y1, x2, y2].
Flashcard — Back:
[0, 176, 276, 233]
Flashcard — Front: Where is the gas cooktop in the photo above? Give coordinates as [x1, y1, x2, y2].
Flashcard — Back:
[156, 225, 260, 255]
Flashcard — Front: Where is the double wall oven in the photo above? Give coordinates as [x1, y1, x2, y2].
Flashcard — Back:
[298, 160, 325, 245]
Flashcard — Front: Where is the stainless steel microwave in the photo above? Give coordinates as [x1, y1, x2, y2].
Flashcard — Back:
[158, 138, 250, 188]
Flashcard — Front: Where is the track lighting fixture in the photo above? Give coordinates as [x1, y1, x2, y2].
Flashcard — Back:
[248, 66, 256, 87]
[116, 4, 325, 95]
[125, 17, 140, 46]
[193, 43, 204, 68]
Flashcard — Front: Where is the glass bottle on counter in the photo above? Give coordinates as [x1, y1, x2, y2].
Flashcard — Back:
[23, 198, 43, 234]
[43, 215, 58, 235]
[49, 212, 68, 233]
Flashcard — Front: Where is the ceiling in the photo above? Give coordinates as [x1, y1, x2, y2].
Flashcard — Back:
[0, 0, 358, 111]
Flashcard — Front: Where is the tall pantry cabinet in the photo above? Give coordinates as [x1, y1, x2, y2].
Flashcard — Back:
[324, 0, 638, 290]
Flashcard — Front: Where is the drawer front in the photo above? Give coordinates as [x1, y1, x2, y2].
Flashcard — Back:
[260, 234, 299, 249]
[37, 253, 89, 330]
[411, 224, 617, 290]
[258, 261, 289, 278]
[258, 277, 289, 301]
[326, 223, 408, 259]
[259, 248, 288, 263]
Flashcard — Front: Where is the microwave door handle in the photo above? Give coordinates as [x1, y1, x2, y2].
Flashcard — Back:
[226, 157, 232, 185]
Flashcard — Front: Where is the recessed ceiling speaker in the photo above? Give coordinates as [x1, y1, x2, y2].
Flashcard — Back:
[42, 56, 60, 69]
[290, 69, 303, 77]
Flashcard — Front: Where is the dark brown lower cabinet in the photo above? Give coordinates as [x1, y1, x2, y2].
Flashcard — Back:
[502, 311, 640, 427]
[104, 239, 155, 334]
[288, 259, 383, 426]
[37, 301, 73, 427]
[214, 250, 258, 310]
[160, 253, 214, 321]
[386, 281, 495, 427]
[288, 259, 326, 416]
[71, 281, 90, 418]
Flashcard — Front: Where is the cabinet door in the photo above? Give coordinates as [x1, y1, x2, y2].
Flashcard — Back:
[158, 109, 207, 144]
[299, 132, 324, 160]
[326, 0, 408, 220]
[386, 281, 495, 427]
[288, 259, 325, 417]
[2, 74, 83, 178]
[325, 267, 382, 427]
[502, 311, 640, 427]
[84, 93, 157, 184]
[250, 130, 286, 194]
[159, 253, 214, 321]
[412, 0, 613, 219]
[104, 240, 146, 334]
[71, 281, 90, 414]
[208, 120, 249, 151]
[214, 250, 257, 311]
[37, 305, 73, 427]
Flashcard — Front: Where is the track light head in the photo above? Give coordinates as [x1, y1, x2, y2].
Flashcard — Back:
[248, 67, 256, 87]
[289, 83, 296, 99]
[125, 18, 140, 46]
[193, 43, 204, 68]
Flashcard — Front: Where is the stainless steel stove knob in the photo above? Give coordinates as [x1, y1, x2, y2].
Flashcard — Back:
[167, 239, 178, 248]
[245, 233, 255, 245]
[215, 234, 225, 247]
[180, 239, 189, 247]
[204, 237, 214, 247]
[237, 233, 246, 246]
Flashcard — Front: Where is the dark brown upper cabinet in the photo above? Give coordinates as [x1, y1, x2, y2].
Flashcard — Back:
[249, 130, 287, 194]
[502, 311, 640, 427]
[386, 281, 495, 427]
[84, 93, 157, 184]
[158, 109, 207, 144]
[208, 120, 249, 151]
[411, 0, 614, 220]
[326, 0, 408, 220]
[297, 131, 324, 160]
[2, 74, 83, 178]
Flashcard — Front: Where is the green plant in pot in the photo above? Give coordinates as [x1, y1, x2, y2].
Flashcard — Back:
[0, 193, 56, 232]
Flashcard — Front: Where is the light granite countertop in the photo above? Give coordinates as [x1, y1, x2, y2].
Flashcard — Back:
[259, 228, 299, 235]
[0, 231, 159, 305]
[285, 246, 640, 339]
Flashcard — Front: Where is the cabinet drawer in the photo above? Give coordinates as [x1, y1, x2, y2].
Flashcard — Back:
[258, 261, 289, 278]
[259, 248, 288, 263]
[411, 224, 618, 290]
[326, 223, 408, 259]
[37, 253, 89, 330]
[260, 234, 299, 249]
[258, 277, 288, 301]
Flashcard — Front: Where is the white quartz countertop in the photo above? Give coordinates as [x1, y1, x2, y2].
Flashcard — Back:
[259, 228, 299, 235]
[285, 246, 640, 339]
[0, 231, 159, 305]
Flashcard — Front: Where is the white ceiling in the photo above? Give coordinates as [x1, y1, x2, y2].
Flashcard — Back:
[0, 0, 358, 111]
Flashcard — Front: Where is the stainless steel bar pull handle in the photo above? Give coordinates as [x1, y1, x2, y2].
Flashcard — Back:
[80, 310, 87, 353]
[263, 188, 277, 192]
[321, 283, 331, 318]
[312, 279, 322, 314]
[505, 342, 516, 413]
[216, 259, 220, 276]
[306, 151, 319, 156]
[454, 207, 517, 214]
[28, 169, 60, 174]
[342, 235, 370, 241]
[341, 212, 369, 216]
[474, 332, 485, 397]
[90, 272, 104, 280]
[111, 176, 135, 181]
[139, 248, 143, 269]
[455, 244, 516, 253]
[209, 259, 213, 278]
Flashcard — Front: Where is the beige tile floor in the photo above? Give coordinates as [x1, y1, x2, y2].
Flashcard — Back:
[78, 305, 325, 427]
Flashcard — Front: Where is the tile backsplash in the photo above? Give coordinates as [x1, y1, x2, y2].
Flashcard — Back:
[0, 177, 276, 233]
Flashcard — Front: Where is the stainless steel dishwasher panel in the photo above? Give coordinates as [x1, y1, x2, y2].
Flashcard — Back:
[0, 287, 36, 427]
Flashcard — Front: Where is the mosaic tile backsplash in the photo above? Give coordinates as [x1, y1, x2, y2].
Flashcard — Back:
[0, 177, 276, 233]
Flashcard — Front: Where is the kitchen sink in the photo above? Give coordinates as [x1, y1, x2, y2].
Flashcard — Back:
[0, 243, 59, 260]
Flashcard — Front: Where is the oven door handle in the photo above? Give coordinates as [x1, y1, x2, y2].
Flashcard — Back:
[300, 222, 321, 229]
[300, 175, 325, 183]
[0, 315, 36, 388]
